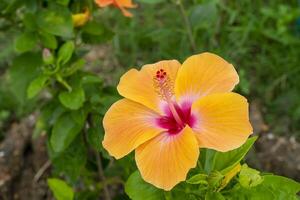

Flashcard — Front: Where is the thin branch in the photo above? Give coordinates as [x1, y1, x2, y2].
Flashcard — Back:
[95, 150, 111, 200]
[34, 160, 51, 182]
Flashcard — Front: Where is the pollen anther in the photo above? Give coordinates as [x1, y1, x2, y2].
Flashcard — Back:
[153, 70, 173, 101]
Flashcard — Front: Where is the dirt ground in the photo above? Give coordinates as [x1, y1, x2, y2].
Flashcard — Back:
[0, 116, 51, 200]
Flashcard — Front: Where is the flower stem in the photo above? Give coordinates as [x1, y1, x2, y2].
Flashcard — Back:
[176, 0, 196, 52]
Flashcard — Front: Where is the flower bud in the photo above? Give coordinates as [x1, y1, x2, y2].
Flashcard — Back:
[42, 48, 54, 64]
[72, 8, 90, 27]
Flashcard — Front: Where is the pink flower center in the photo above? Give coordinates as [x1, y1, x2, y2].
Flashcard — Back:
[156, 101, 196, 135]
[153, 69, 195, 135]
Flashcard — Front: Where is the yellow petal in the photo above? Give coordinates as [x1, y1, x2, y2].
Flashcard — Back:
[102, 99, 162, 159]
[117, 60, 180, 114]
[191, 93, 253, 152]
[135, 126, 199, 190]
[175, 53, 239, 102]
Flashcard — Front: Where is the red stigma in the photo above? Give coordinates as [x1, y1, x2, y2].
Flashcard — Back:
[155, 69, 168, 80]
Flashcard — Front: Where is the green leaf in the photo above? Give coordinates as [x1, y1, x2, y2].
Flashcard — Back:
[57, 41, 75, 66]
[8, 52, 42, 104]
[207, 171, 224, 189]
[23, 13, 37, 31]
[81, 74, 102, 85]
[187, 174, 208, 185]
[59, 86, 85, 110]
[125, 171, 164, 200]
[27, 75, 48, 98]
[166, 188, 199, 200]
[203, 149, 217, 174]
[50, 111, 84, 153]
[51, 136, 87, 180]
[48, 178, 74, 200]
[37, 6, 73, 38]
[211, 137, 257, 174]
[205, 191, 225, 200]
[261, 175, 300, 197]
[239, 164, 263, 188]
[62, 59, 85, 77]
[39, 31, 57, 49]
[14, 32, 38, 53]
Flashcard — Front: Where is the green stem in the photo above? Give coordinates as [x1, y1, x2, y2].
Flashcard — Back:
[176, 0, 196, 52]
[56, 74, 72, 91]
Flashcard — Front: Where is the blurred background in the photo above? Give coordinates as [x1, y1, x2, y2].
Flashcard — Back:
[0, 0, 300, 199]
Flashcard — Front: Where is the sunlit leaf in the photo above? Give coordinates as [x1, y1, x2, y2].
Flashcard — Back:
[27, 75, 48, 98]
[48, 178, 74, 200]
[57, 41, 74, 66]
[239, 164, 263, 188]
[59, 86, 85, 110]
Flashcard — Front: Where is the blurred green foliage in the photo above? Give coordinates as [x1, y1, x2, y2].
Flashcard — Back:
[0, 0, 299, 199]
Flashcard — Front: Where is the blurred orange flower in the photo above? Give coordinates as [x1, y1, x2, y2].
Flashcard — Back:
[102, 53, 253, 190]
[95, 0, 137, 17]
[72, 8, 90, 27]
